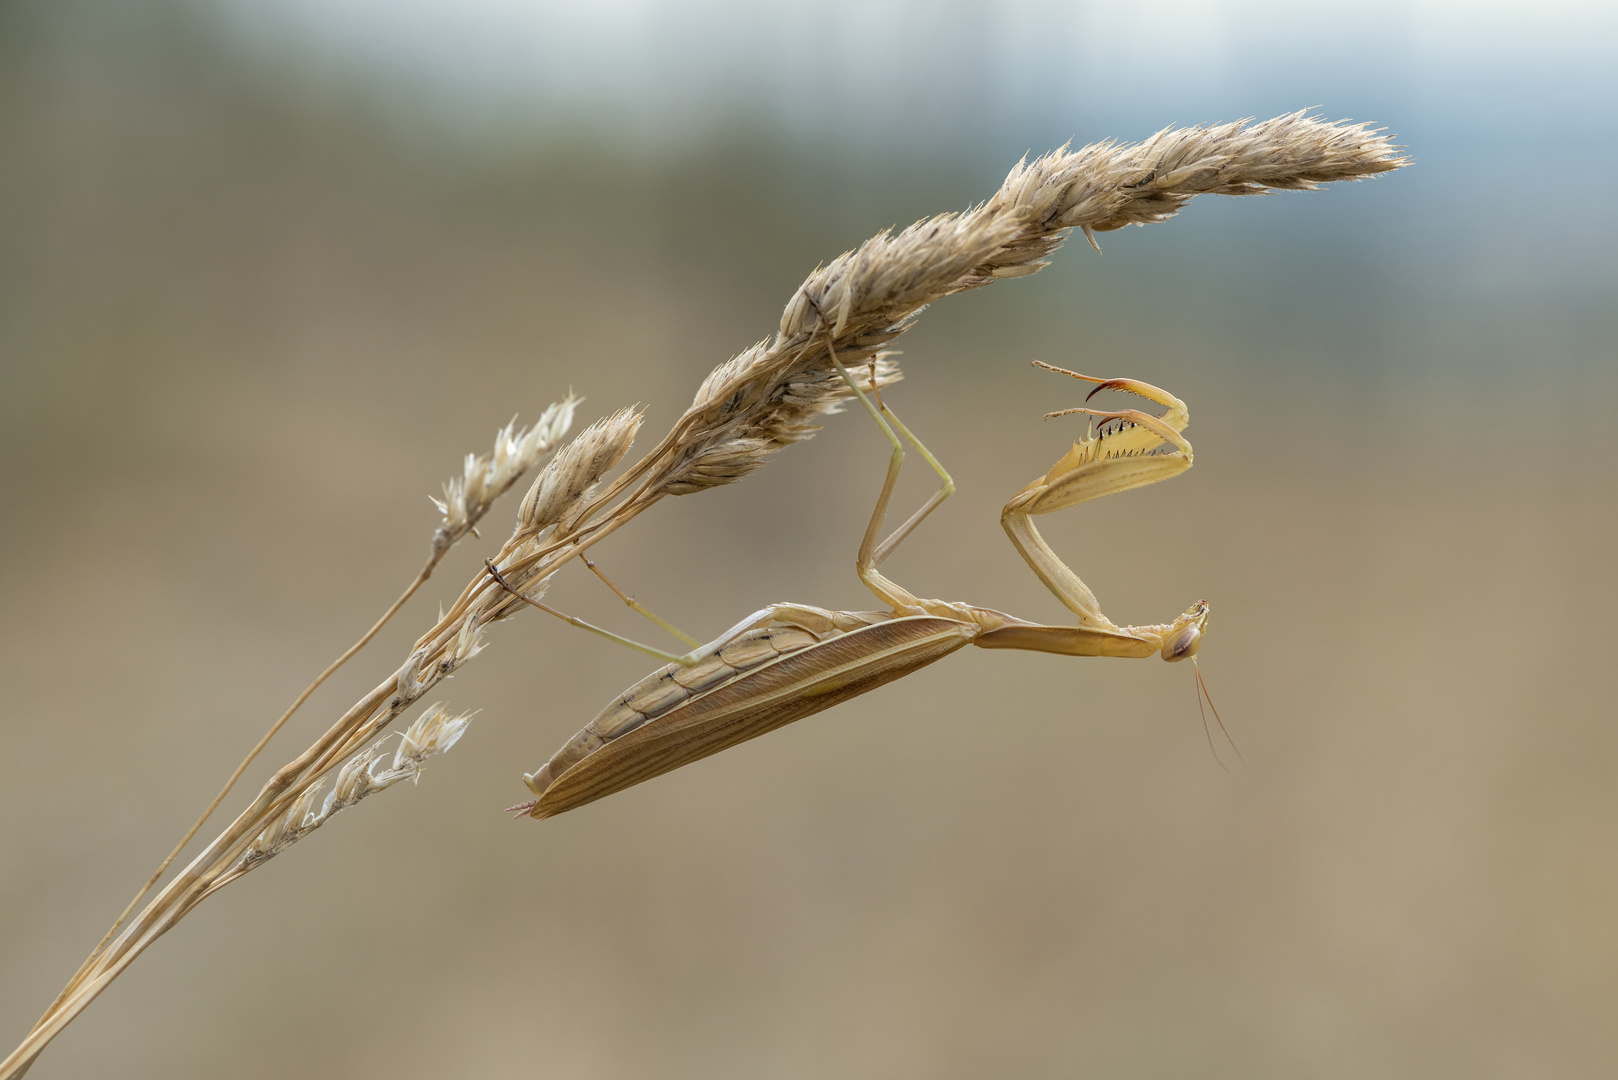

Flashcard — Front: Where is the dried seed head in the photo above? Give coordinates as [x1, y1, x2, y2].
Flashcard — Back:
[688, 342, 773, 414]
[432, 396, 579, 546]
[245, 810, 290, 863]
[780, 211, 1024, 340]
[363, 705, 476, 789]
[518, 406, 644, 532]
[448, 617, 486, 668]
[657, 355, 902, 496]
[290, 784, 324, 831]
[1005, 111, 1406, 241]
[399, 705, 473, 764]
[330, 744, 384, 808]
[776, 114, 1402, 343]
[245, 782, 328, 864]
[659, 437, 772, 495]
[243, 705, 475, 868]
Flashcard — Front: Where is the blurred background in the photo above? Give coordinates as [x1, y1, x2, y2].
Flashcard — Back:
[2, 0, 1615, 1076]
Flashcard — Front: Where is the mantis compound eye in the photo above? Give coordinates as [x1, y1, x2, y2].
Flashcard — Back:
[1161, 623, 1202, 662]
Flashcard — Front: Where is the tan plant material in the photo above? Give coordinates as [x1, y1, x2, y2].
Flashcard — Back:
[239, 705, 474, 870]
[517, 406, 646, 534]
[434, 399, 579, 551]
[3, 111, 1404, 1078]
[59, 400, 580, 987]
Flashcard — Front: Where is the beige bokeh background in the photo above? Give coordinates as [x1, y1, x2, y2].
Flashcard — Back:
[3, 2, 1616, 1077]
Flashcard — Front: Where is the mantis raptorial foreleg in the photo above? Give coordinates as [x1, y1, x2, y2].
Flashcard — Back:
[991, 362, 1201, 655]
[504, 354, 1213, 818]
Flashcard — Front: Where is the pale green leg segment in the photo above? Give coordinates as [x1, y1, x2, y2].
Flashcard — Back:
[827, 354, 955, 574]
[537, 606, 702, 668]
[484, 562, 706, 668]
[579, 555, 702, 647]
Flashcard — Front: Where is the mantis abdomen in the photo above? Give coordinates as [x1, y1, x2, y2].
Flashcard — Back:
[524, 615, 976, 818]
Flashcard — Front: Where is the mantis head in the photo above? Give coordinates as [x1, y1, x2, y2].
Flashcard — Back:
[1158, 600, 1209, 662]
[1163, 599, 1237, 765]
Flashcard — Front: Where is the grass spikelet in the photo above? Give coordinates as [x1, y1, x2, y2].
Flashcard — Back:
[433, 396, 578, 552]
[240, 705, 474, 870]
[517, 406, 644, 533]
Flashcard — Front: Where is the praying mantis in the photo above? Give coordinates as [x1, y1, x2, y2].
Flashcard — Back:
[494, 350, 1218, 820]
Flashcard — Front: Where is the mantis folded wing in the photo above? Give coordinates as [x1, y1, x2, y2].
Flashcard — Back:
[501, 356, 1210, 818]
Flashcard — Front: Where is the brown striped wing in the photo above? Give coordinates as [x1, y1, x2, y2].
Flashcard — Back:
[534, 615, 975, 818]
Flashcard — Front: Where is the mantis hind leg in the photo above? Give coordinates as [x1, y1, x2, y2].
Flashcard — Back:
[576, 554, 700, 647]
[484, 559, 708, 667]
[823, 341, 955, 611]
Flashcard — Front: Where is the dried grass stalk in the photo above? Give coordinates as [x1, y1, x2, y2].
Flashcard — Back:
[3, 111, 1403, 1078]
